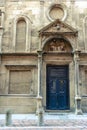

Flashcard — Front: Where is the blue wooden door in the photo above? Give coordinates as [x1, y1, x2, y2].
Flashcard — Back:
[46, 65, 70, 110]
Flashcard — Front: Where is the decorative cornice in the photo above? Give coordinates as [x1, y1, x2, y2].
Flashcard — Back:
[0, 52, 38, 56]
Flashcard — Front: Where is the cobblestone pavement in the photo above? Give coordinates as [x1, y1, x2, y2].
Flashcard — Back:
[0, 114, 87, 129]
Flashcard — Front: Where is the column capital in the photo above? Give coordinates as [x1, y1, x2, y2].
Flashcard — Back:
[40, 0, 44, 5]
[0, 27, 4, 34]
[70, 0, 75, 4]
[74, 49, 81, 54]
[36, 96, 43, 100]
[40, 0, 44, 2]
[37, 50, 43, 56]
[75, 95, 81, 100]
[74, 49, 81, 61]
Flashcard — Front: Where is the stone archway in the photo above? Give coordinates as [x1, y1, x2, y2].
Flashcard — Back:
[41, 36, 74, 111]
[42, 37, 72, 110]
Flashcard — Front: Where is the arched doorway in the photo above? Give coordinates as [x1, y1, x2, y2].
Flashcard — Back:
[43, 37, 72, 110]
[39, 19, 78, 112]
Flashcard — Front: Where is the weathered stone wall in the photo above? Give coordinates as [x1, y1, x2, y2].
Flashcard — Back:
[0, 0, 87, 113]
[0, 55, 38, 113]
[1, 0, 87, 53]
[0, 96, 37, 114]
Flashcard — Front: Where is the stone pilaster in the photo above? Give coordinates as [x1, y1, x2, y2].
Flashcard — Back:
[1, 12, 4, 27]
[36, 50, 44, 125]
[36, 96, 44, 126]
[0, 10, 4, 53]
[0, 27, 4, 53]
[74, 49, 83, 115]
[40, 0, 44, 27]
[70, 0, 76, 27]
[37, 50, 42, 97]
[83, 17, 87, 51]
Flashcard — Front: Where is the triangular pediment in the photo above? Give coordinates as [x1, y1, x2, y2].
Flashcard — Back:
[39, 19, 78, 35]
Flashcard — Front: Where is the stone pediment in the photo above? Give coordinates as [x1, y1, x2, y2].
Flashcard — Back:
[39, 19, 78, 35]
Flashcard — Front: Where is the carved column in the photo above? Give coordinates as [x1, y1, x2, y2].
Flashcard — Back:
[36, 50, 43, 111]
[37, 50, 42, 97]
[36, 50, 44, 126]
[74, 49, 82, 115]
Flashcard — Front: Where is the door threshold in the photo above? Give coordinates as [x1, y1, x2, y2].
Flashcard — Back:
[45, 110, 71, 114]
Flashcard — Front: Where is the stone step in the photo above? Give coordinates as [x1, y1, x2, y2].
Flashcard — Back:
[0, 127, 86, 130]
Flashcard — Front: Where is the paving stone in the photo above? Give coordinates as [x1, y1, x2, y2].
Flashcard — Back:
[0, 114, 87, 129]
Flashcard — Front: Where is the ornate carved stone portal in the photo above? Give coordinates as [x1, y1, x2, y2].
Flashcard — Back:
[39, 19, 78, 52]
[38, 19, 83, 115]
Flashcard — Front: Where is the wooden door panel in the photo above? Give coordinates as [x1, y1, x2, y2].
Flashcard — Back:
[46, 65, 70, 110]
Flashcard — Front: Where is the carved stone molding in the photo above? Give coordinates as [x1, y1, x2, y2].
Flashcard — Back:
[46, 4, 67, 22]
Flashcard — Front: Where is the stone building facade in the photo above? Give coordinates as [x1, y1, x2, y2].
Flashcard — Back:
[0, 0, 87, 114]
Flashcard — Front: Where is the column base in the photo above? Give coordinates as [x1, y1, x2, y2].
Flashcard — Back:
[36, 96, 44, 126]
[75, 96, 83, 115]
[75, 109, 83, 115]
[37, 107, 44, 126]
[36, 96, 43, 115]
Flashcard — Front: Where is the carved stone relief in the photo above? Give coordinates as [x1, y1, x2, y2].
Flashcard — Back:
[44, 38, 72, 52]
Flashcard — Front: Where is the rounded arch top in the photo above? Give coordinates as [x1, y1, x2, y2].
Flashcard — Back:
[42, 36, 73, 52]
[13, 14, 32, 52]
[14, 14, 32, 24]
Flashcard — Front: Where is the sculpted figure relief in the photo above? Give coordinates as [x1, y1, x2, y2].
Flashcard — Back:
[49, 40, 66, 52]
[44, 39, 72, 52]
